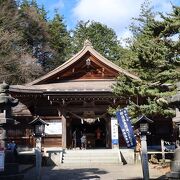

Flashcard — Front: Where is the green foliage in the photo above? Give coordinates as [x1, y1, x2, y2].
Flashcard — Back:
[0, 0, 74, 83]
[48, 10, 72, 69]
[0, 0, 22, 83]
[72, 21, 123, 63]
[112, 1, 180, 120]
[19, 0, 49, 47]
[129, 0, 155, 37]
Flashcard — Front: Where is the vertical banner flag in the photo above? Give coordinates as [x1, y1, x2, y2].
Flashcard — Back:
[116, 108, 136, 147]
[0, 149, 4, 172]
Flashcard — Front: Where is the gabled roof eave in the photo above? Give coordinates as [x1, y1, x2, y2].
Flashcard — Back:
[26, 45, 89, 86]
[27, 40, 140, 86]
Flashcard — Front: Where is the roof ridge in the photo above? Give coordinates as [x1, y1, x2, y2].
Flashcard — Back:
[26, 40, 140, 86]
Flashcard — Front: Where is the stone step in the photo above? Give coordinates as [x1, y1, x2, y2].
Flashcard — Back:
[62, 149, 121, 164]
[63, 153, 118, 157]
[65, 149, 118, 152]
[63, 156, 118, 160]
[62, 159, 120, 164]
[64, 150, 119, 154]
[60, 162, 122, 167]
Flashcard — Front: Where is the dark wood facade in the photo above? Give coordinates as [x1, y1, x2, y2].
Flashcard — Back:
[9, 40, 147, 150]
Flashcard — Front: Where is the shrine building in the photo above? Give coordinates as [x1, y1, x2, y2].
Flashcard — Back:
[9, 40, 168, 151]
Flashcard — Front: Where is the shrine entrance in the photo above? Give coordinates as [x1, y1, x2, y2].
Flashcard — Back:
[67, 117, 111, 149]
[9, 40, 140, 150]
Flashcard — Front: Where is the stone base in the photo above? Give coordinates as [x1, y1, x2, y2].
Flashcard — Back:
[120, 149, 134, 164]
[166, 171, 180, 179]
[46, 150, 63, 166]
[0, 173, 24, 180]
[0, 163, 19, 175]
[112, 144, 119, 149]
[134, 152, 141, 164]
[0, 163, 24, 180]
[170, 160, 180, 172]
[0, 117, 15, 124]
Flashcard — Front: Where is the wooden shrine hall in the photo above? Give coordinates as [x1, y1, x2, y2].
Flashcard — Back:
[9, 40, 140, 150]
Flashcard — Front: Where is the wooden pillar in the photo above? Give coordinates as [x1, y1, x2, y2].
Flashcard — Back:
[57, 105, 67, 148]
[62, 113, 67, 148]
[106, 117, 111, 148]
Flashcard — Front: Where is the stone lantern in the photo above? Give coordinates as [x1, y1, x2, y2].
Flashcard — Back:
[0, 82, 24, 179]
[29, 116, 48, 180]
[166, 82, 180, 179]
[135, 115, 153, 180]
[0, 81, 18, 149]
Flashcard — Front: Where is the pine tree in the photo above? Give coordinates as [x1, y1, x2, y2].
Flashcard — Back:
[72, 21, 123, 63]
[19, 0, 52, 70]
[112, 2, 180, 120]
[48, 10, 71, 68]
[39, 5, 48, 21]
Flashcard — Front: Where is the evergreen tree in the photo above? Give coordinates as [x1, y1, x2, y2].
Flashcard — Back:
[19, 0, 52, 70]
[48, 10, 71, 68]
[112, 1, 180, 120]
[0, 0, 44, 84]
[39, 4, 48, 21]
[72, 21, 123, 63]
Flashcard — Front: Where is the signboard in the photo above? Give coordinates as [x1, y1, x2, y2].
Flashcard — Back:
[111, 117, 119, 145]
[116, 108, 136, 147]
[0, 150, 4, 172]
[45, 121, 62, 135]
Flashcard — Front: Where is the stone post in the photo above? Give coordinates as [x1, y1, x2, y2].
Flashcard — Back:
[141, 134, 149, 180]
[166, 82, 180, 179]
[166, 108, 180, 179]
[35, 137, 42, 180]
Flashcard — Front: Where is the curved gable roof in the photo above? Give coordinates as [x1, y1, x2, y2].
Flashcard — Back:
[27, 40, 140, 86]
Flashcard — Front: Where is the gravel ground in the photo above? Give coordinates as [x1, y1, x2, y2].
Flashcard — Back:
[22, 163, 169, 180]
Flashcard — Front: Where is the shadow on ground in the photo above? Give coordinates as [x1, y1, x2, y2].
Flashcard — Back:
[22, 165, 168, 180]
[23, 167, 108, 180]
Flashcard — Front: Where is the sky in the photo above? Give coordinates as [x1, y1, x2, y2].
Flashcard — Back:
[36, 0, 180, 42]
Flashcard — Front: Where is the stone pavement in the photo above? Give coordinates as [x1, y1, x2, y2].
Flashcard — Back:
[22, 163, 169, 180]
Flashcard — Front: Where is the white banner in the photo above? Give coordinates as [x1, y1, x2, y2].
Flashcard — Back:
[0, 150, 4, 172]
[111, 117, 119, 145]
[45, 122, 62, 135]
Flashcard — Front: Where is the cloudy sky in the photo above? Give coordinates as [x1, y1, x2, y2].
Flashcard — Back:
[36, 0, 180, 41]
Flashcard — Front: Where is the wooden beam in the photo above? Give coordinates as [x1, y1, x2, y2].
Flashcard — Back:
[66, 106, 108, 113]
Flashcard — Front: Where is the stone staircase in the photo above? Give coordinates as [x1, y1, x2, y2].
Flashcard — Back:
[62, 149, 122, 165]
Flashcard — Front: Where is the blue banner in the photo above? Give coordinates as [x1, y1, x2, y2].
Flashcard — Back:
[116, 109, 136, 147]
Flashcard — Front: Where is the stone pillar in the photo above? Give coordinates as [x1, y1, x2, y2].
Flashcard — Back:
[35, 137, 42, 180]
[141, 135, 149, 180]
[0, 126, 6, 150]
[0, 82, 24, 179]
[166, 108, 180, 179]
[0, 109, 14, 149]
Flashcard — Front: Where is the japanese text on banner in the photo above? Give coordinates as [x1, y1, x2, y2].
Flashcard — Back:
[116, 109, 136, 147]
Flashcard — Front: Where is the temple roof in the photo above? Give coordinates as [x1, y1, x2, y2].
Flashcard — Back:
[10, 40, 140, 94]
[27, 40, 140, 85]
[10, 80, 116, 93]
